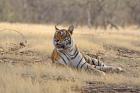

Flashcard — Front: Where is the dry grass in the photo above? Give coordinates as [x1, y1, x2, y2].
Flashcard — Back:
[0, 23, 140, 93]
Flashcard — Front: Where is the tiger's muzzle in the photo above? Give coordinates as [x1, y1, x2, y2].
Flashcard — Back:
[54, 39, 72, 50]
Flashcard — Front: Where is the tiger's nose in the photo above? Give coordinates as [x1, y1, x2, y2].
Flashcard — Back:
[56, 43, 60, 45]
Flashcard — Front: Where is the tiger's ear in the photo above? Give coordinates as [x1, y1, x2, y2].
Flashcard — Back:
[68, 25, 74, 34]
[55, 25, 59, 31]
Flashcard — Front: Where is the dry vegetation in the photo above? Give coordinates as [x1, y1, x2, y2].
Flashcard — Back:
[1, 0, 140, 28]
[0, 23, 140, 93]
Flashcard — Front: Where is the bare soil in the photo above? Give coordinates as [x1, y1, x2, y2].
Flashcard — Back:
[0, 43, 140, 93]
[82, 81, 140, 93]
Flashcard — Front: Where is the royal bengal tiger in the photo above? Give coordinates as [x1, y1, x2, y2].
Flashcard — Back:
[51, 25, 123, 75]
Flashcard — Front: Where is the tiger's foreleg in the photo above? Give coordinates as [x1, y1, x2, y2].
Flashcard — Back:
[93, 59, 123, 73]
[84, 54, 123, 73]
[85, 63, 105, 76]
[83, 54, 104, 66]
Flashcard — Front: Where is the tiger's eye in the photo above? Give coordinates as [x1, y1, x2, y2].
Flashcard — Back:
[55, 39, 59, 42]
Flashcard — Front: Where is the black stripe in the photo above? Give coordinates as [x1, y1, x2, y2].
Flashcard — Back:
[80, 62, 86, 69]
[76, 57, 83, 68]
[61, 52, 70, 61]
[71, 51, 79, 59]
[69, 47, 78, 56]
[98, 60, 100, 66]
[59, 54, 67, 65]
[73, 48, 77, 54]
[92, 60, 95, 65]
[86, 65, 89, 70]
[69, 48, 74, 52]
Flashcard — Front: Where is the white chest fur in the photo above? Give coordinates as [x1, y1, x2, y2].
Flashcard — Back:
[57, 46, 87, 69]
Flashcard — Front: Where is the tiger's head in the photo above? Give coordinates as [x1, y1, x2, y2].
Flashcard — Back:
[53, 25, 74, 50]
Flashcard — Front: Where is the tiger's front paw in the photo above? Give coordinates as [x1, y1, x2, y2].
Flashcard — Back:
[115, 67, 124, 73]
[97, 70, 106, 76]
[89, 67, 105, 76]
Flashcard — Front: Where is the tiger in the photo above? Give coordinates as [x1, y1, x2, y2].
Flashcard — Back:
[51, 25, 123, 75]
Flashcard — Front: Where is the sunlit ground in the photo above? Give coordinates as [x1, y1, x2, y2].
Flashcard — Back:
[0, 23, 140, 93]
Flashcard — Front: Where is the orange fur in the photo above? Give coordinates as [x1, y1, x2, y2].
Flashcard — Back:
[51, 49, 60, 63]
[51, 29, 71, 63]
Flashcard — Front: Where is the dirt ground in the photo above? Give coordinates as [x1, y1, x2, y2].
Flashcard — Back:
[82, 46, 140, 93]
[0, 24, 140, 93]
[83, 81, 140, 93]
[1, 45, 140, 93]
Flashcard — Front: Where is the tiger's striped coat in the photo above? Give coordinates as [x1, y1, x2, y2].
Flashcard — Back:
[51, 25, 123, 75]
